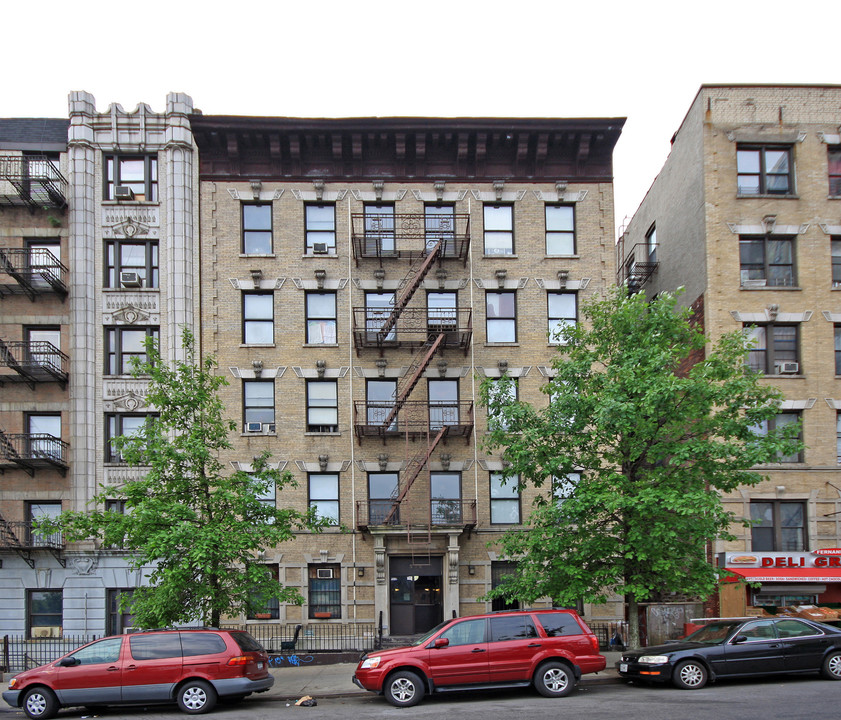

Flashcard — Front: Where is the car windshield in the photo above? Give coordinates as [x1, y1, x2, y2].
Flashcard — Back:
[410, 620, 452, 646]
[682, 621, 741, 645]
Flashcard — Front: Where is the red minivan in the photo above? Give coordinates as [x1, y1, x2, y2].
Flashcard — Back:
[353, 608, 605, 706]
[2, 628, 273, 719]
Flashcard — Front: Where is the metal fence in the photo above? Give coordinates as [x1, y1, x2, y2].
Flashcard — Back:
[222, 622, 380, 654]
[588, 620, 629, 650]
[2, 634, 100, 673]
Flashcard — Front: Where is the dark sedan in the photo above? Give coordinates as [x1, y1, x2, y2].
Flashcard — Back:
[618, 617, 841, 689]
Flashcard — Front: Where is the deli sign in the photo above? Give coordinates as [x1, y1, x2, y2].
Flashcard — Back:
[723, 551, 841, 568]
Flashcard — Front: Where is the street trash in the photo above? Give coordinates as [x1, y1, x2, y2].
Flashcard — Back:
[295, 695, 318, 706]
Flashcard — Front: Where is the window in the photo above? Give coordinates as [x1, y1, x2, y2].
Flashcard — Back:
[751, 412, 802, 462]
[553, 473, 580, 505]
[646, 224, 657, 263]
[484, 204, 513, 255]
[744, 324, 799, 375]
[491, 561, 520, 611]
[107, 589, 135, 635]
[364, 203, 395, 254]
[305, 203, 335, 254]
[486, 291, 516, 343]
[739, 235, 795, 287]
[105, 499, 126, 514]
[439, 618, 486, 645]
[27, 501, 62, 546]
[105, 155, 158, 201]
[490, 472, 520, 524]
[425, 204, 456, 254]
[243, 292, 274, 344]
[545, 205, 575, 255]
[751, 501, 806, 551]
[28, 589, 62, 638]
[105, 326, 158, 375]
[309, 473, 339, 524]
[307, 380, 338, 432]
[248, 566, 279, 620]
[242, 203, 272, 254]
[537, 612, 584, 636]
[737, 146, 793, 195]
[68, 636, 124, 665]
[368, 472, 399, 525]
[105, 414, 151, 463]
[26, 240, 61, 288]
[427, 291, 457, 331]
[487, 378, 517, 431]
[306, 292, 337, 344]
[365, 292, 395, 341]
[25, 327, 61, 369]
[829, 146, 841, 196]
[832, 238, 841, 287]
[366, 379, 397, 427]
[252, 476, 276, 511]
[27, 414, 62, 461]
[836, 326, 841, 375]
[243, 380, 274, 429]
[430, 472, 462, 525]
[308, 564, 341, 618]
[428, 379, 459, 429]
[129, 633, 182, 660]
[490, 614, 538, 642]
[548, 292, 577, 344]
[105, 239, 158, 288]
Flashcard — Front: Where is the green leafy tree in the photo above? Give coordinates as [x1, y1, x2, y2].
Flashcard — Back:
[41, 330, 326, 628]
[480, 288, 801, 647]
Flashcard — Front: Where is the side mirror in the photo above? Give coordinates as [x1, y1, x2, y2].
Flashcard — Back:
[731, 635, 748, 645]
[433, 638, 450, 649]
[58, 657, 80, 667]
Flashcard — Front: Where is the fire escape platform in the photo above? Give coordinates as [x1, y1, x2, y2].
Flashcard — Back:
[350, 213, 471, 265]
[0, 430, 69, 477]
[0, 247, 68, 300]
[0, 155, 68, 210]
[0, 339, 69, 389]
[353, 309, 472, 354]
[353, 402, 474, 443]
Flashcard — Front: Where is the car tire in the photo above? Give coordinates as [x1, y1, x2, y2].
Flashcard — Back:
[672, 660, 708, 689]
[177, 679, 218, 715]
[384, 670, 425, 707]
[534, 661, 576, 698]
[22, 687, 59, 720]
[822, 650, 841, 680]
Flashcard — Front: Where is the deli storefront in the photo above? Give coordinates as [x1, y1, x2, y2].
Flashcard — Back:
[719, 550, 841, 618]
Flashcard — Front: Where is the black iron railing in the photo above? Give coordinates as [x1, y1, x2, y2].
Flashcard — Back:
[0, 155, 67, 210]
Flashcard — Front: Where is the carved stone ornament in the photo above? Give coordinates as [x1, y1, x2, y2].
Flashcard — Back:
[114, 391, 145, 411]
[111, 305, 152, 325]
[70, 556, 98, 575]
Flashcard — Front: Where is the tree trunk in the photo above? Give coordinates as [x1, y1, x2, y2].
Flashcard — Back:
[627, 594, 641, 649]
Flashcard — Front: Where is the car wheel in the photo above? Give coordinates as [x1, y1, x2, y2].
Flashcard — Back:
[822, 650, 841, 680]
[534, 661, 576, 698]
[177, 679, 218, 715]
[384, 670, 425, 707]
[672, 660, 708, 689]
[22, 687, 59, 720]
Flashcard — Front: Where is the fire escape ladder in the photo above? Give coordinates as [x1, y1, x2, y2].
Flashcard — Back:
[377, 241, 441, 343]
[0, 510, 34, 569]
[381, 332, 444, 429]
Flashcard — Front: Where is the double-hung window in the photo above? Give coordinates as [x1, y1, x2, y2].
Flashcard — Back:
[425, 204, 456, 255]
[545, 205, 575, 255]
[307, 380, 338, 432]
[553, 473, 580, 506]
[247, 566, 279, 620]
[743, 324, 799, 375]
[548, 292, 577, 345]
[243, 380, 274, 430]
[364, 203, 395, 254]
[427, 291, 457, 331]
[737, 145, 793, 195]
[428, 379, 459, 429]
[107, 589, 135, 635]
[28, 589, 62, 638]
[242, 203, 272, 254]
[105, 413, 151, 463]
[105, 239, 158, 288]
[483, 204, 513, 255]
[829, 146, 841, 196]
[27, 501, 62, 547]
[306, 292, 337, 344]
[751, 412, 802, 463]
[486, 291, 517, 343]
[105, 155, 158, 201]
[243, 292, 274, 344]
[308, 564, 341, 618]
[739, 235, 795, 287]
[832, 237, 841, 287]
[367, 379, 397, 428]
[430, 472, 462, 525]
[309, 473, 339, 524]
[305, 203, 336, 254]
[368, 472, 399, 525]
[751, 501, 805, 551]
[490, 472, 520, 524]
[487, 378, 517, 431]
[105, 327, 158, 375]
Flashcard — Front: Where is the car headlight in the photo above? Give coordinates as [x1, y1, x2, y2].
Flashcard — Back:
[8, 678, 17, 689]
[638, 655, 670, 664]
[360, 656, 381, 669]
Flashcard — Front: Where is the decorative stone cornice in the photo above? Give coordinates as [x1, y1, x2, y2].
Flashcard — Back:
[473, 277, 529, 290]
[226, 188, 284, 201]
[229, 366, 285, 379]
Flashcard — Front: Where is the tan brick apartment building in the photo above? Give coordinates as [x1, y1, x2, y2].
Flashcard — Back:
[619, 85, 841, 617]
[189, 113, 625, 635]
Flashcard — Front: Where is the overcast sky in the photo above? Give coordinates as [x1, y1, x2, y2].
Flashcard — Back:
[4, 0, 835, 232]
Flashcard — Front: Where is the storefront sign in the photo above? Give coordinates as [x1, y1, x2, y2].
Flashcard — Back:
[720, 551, 841, 569]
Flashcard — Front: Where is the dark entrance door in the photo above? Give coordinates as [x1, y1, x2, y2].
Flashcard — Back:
[389, 556, 444, 635]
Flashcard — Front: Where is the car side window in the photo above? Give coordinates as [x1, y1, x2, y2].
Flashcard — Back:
[180, 632, 227, 656]
[129, 632, 183, 660]
[489, 615, 538, 642]
[776, 619, 822, 638]
[439, 618, 486, 646]
[536, 612, 583, 637]
[738, 620, 778, 641]
[69, 637, 123, 665]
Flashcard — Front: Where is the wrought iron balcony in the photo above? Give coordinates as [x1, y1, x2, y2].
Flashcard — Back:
[0, 155, 68, 210]
[0, 247, 68, 300]
[0, 519, 65, 568]
[352, 307, 472, 353]
[355, 499, 476, 532]
[353, 400, 474, 442]
[617, 242, 659, 295]
[0, 339, 69, 388]
[351, 213, 471, 264]
[0, 429, 69, 476]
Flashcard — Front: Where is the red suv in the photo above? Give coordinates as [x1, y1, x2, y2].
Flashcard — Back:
[2, 628, 272, 719]
[353, 608, 605, 707]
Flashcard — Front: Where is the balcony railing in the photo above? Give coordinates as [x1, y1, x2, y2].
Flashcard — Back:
[351, 213, 471, 264]
[0, 521, 63, 551]
[0, 248, 68, 300]
[617, 242, 659, 294]
[0, 431, 69, 476]
[0, 340, 69, 388]
[353, 400, 474, 442]
[356, 499, 477, 531]
[352, 307, 472, 352]
[0, 155, 68, 210]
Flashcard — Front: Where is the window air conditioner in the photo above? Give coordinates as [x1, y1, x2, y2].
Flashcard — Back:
[114, 186, 135, 200]
[316, 568, 334, 579]
[32, 626, 61, 638]
[312, 243, 329, 254]
[267, 423, 276, 433]
[120, 271, 142, 288]
[779, 362, 800, 374]
[245, 422, 263, 433]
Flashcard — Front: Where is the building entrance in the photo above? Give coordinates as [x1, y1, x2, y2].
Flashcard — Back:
[389, 556, 443, 635]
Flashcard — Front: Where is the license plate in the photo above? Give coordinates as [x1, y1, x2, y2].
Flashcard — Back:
[619, 663, 628, 673]
[257, 662, 264, 670]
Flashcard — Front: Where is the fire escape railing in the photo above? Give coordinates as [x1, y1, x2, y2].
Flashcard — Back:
[352, 307, 472, 353]
[0, 429, 69, 477]
[0, 517, 65, 568]
[0, 339, 69, 388]
[0, 247, 68, 300]
[351, 213, 471, 264]
[617, 241, 659, 294]
[0, 155, 68, 210]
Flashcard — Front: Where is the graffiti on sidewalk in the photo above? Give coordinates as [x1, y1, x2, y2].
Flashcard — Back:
[268, 654, 315, 667]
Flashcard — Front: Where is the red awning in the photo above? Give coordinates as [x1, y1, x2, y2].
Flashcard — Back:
[724, 567, 841, 583]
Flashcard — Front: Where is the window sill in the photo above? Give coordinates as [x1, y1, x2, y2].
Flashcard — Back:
[545, 254, 580, 260]
[302, 253, 339, 259]
[304, 431, 342, 436]
[740, 285, 801, 291]
[240, 343, 276, 348]
[483, 252, 517, 259]
[240, 433, 277, 438]
[239, 253, 276, 259]
[736, 194, 799, 200]
[303, 343, 339, 348]
[759, 374, 804, 379]
[102, 200, 160, 207]
[103, 287, 159, 292]
[484, 342, 520, 347]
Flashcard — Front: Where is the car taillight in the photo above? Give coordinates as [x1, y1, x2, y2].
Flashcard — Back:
[590, 635, 600, 653]
[227, 655, 250, 666]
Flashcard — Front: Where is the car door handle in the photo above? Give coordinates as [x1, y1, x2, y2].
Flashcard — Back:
[471, 648, 486, 653]
[107, 666, 120, 672]
[528, 643, 542, 647]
